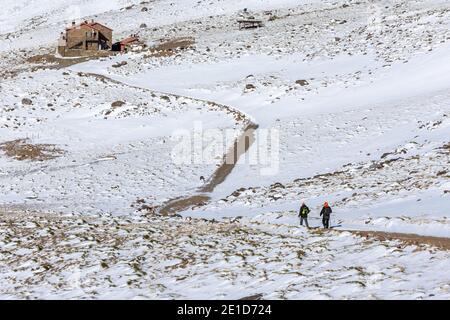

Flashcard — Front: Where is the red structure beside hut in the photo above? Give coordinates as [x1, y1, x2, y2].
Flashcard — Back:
[112, 35, 141, 52]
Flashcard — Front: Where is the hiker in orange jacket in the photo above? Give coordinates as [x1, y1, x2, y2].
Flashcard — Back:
[320, 202, 332, 229]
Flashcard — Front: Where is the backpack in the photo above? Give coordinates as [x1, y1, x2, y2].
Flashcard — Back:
[322, 207, 331, 218]
[300, 206, 310, 217]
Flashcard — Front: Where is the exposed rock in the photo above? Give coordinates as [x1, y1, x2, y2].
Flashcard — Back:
[295, 80, 309, 86]
[21, 98, 33, 105]
[245, 84, 256, 92]
[112, 61, 128, 68]
[160, 95, 171, 102]
[238, 293, 263, 300]
[271, 182, 285, 189]
[111, 101, 126, 108]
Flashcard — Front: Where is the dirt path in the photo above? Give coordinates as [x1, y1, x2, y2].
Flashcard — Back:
[348, 230, 450, 251]
[199, 122, 259, 193]
[304, 226, 450, 250]
[78, 72, 250, 123]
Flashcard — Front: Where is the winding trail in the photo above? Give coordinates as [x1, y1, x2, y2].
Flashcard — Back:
[310, 228, 450, 251]
[77, 71, 259, 216]
[348, 230, 450, 251]
[199, 122, 259, 193]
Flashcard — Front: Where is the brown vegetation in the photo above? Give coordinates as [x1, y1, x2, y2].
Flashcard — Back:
[27, 52, 113, 71]
[146, 37, 195, 58]
[0, 139, 65, 161]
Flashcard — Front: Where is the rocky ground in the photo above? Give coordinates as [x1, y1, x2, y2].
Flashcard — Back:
[1, 210, 449, 299]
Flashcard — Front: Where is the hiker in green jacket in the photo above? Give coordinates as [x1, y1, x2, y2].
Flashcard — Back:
[298, 202, 311, 228]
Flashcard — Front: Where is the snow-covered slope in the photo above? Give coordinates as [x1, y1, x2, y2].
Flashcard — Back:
[68, 0, 450, 235]
[1, 212, 449, 299]
[0, 0, 142, 34]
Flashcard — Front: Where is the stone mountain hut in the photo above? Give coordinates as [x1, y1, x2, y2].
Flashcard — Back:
[58, 20, 113, 57]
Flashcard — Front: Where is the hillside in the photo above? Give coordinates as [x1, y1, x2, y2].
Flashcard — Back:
[0, 0, 449, 299]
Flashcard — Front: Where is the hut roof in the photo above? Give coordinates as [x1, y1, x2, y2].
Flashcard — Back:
[67, 21, 113, 32]
[120, 37, 140, 45]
